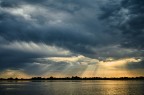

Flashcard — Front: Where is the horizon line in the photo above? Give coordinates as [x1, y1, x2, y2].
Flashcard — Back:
[0, 76, 144, 80]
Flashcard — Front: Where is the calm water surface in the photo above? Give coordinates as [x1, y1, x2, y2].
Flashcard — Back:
[0, 80, 144, 95]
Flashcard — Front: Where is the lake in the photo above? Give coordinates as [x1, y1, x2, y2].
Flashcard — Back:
[0, 80, 144, 95]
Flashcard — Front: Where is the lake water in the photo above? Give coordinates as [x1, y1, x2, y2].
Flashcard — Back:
[0, 80, 144, 95]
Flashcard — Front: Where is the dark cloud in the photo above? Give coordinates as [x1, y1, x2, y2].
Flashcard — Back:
[126, 59, 144, 70]
[0, 48, 33, 71]
[0, 0, 118, 56]
[0, 0, 46, 7]
[0, 0, 144, 75]
[99, 0, 144, 71]
[100, 0, 144, 49]
[0, 41, 72, 71]
[0, 45, 42, 70]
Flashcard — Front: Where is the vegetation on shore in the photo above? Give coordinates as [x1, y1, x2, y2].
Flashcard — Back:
[0, 76, 144, 80]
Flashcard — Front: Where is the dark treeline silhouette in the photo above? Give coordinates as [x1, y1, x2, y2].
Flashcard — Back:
[0, 76, 144, 81]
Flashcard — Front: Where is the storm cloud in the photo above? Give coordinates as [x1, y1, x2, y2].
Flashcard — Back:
[0, 0, 144, 77]
[100, 0, 144, 49]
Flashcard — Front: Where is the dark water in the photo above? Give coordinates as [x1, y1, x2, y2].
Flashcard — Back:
[0, 80, 144, 95]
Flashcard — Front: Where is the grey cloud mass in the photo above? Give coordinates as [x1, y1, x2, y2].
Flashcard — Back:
[0, 0, 144, 76]
[0, 0, 119, 55]
[100, 0, 144, 49]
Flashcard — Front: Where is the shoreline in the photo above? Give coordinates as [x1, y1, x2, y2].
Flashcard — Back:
[0, 76, 144, 81]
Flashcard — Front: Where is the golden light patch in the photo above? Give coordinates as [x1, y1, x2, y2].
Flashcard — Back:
[81, 58, 142, 77]
[47, 55, 84, 62]
[99, 58, 141, 69]
[0, 70, 31, 79]
[47, 55, 99, 64]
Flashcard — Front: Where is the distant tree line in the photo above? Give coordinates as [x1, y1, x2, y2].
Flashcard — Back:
[0, 76, 144, 80]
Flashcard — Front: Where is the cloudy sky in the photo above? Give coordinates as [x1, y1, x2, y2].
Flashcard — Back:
[0, 0, 144, 78]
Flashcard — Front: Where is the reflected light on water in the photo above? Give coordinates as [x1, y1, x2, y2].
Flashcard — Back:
[0, 80, 144, 95]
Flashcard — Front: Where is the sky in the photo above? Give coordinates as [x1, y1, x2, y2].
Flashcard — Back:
[0, 0, 144, 78]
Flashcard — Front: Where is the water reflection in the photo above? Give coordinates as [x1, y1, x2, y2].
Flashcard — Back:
[0, 80, 144, 95]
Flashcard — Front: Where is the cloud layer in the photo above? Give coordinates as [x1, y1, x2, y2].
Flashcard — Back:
[0, 0, 144, 77]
